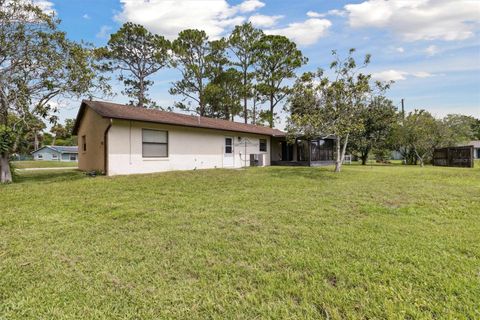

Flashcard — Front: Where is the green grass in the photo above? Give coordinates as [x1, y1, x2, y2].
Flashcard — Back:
[12, 160, 78, 169]
[1, 165, 479, 319]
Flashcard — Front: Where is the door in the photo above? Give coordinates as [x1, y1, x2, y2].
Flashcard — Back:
[281, 141, 294, 161]
[223, 137, 234, 167]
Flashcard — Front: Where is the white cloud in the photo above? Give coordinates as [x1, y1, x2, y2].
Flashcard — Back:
[266, 18, 332, 46]
[345, 0, 480, 41]
[307, 9, 345, 18]
[31, 0, 55, 15]
[306, 11, 324, 18]
[96, 25, 112, 39]
[372, 70, 408, 82]
[237, 0, 264, 13]
[82, 14, 90, 20]
[425, 45, 439, 56]
[396, 47, 405, 53]
[115, 0, 267, 40]
[412, 71, 433, 78]
[372, 69, 435, 82]
[248, 14, 283, 27]
[327, 9, 346, 17]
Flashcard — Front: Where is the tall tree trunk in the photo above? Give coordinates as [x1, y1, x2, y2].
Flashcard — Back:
[243, 71, 248, 124]
[335, 137, 341, 172]
[334, 133, 349, 173]
[252, 98, 256, 125]
[34, 131, 39, 150]
[361, 154, 368, 165]
[360, 146, 371, 165]
[0, 152, 12, 183]
[138, 76, 145, 108]
[269, 94, 274, 128]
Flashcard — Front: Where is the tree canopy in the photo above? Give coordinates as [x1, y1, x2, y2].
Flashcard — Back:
[255, 35, 307, 128]
[0, 0, 109, 183]
[228, 23, 264, 123]
[98, 22, 170, 108]
[287, 49, 379, 172]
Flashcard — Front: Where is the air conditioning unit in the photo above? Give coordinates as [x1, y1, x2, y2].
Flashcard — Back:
[250, 154, 265, 167]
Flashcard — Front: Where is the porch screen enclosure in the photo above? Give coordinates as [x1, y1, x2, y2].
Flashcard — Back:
[297, 139, 335, 162]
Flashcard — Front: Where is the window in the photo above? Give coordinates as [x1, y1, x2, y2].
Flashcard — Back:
[70, 155, 77, 161]
[225, 137, 233, 154]
[143, 129, 168, 158]
[37, 154, 43, 159]
[259, 139, 267, 152]
[82, 135, 86, 152]
[52, 154, 58, 159]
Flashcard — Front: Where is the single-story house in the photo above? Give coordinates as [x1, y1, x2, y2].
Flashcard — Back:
[468, 141, 480, 159]
[72, 100, 336, 176]
[31, 146, 78, 161]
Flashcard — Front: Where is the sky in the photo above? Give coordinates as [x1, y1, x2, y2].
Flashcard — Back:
[37, 0, 480, 128]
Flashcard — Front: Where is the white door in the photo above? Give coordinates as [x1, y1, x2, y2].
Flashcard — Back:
[223, 137, 234, 167]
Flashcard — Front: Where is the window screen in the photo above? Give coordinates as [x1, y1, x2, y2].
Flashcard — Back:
[225, 137, 233, 154]
[143, 129, 168, 157]
[259, 139, 267, 152]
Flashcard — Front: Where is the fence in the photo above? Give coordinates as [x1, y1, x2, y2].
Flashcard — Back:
[433, 146, 474, 168]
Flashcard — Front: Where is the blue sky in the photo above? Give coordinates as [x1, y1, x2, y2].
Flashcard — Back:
[41, 0, 480, 126]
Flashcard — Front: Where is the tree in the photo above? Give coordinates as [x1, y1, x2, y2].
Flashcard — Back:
[400, 110, 439, 167]
[391, 112, 478, 166]
[170, 30, 227, 116]
[50, 118, 76, 145]
[99, 22, 170, 108]
[287, 49, 377, 172]
[349, 96, 398, 165]
[255, 35, 307, 128]
[204, 68, 243, 120]
[50, 122, 67, 145]
[442, 114, 478, 143]
[0, 1, 109, 183]
[228, 23, 263, 123]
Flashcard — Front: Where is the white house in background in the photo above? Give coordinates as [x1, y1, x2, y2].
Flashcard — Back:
[72, 100, 287, 176]
[468, 140, 480, 159]
[31, 146, 78, 161]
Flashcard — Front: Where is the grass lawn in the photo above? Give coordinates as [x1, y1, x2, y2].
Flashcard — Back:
[12, 160, 78, 169]
[1, 164, 479, 319]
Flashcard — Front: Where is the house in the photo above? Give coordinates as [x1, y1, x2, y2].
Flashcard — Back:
[72, 100, 336, 176]
[31, 146, 78, 161]
[468, 141, 480, 159]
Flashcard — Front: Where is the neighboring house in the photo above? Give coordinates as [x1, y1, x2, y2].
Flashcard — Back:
[468, 140, 480, 159]
[31, 146, 78, 161]
[72, 100, 337, 176]
[391, 150, 403, 161]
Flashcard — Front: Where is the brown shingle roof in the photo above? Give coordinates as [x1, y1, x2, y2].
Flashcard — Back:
[73, 100, 286, 137]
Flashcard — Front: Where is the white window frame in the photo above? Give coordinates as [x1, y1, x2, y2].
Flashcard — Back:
[142, 129, 169, 158]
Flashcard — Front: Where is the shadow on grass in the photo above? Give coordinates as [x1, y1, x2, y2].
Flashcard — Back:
[14, 169, 86, 184]
[266, 166, 337, 180]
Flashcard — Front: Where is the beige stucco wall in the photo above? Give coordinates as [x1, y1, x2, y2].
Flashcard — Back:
[77, 107, 111, 172]
[107, 119, 271, 176]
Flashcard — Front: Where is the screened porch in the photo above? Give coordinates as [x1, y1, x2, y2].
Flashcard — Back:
[271, 137, 336, 167]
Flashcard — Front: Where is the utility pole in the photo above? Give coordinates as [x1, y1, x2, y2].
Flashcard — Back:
[401, 98, 405, 118]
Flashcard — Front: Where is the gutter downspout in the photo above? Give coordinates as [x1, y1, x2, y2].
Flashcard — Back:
[104, 119, 112, 175]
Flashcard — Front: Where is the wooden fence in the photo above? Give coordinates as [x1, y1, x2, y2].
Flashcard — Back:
[433, 146, 474, 168]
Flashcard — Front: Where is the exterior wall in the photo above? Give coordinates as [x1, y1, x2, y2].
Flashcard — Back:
[32, 148, 61, 161]
[474, 148, 479, 159]
[77, 106, 111, 172]
[107, 120, 271, 176]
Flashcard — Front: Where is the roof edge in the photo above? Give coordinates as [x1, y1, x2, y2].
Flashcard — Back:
[73, 100, 287, 137]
